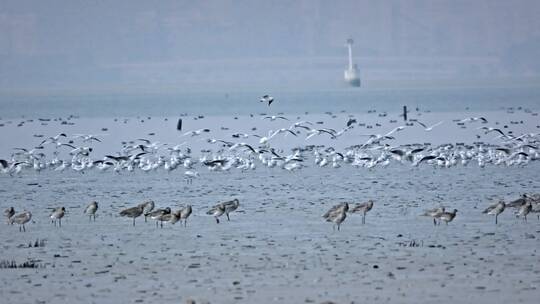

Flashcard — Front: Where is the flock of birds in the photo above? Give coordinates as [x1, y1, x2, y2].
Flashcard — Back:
[5, 193, 540, 233]
[4, 198, 238, 232]
[0, 108, 539, 177]
[1, 104, 539, 233]
[322, 192, 540, 231]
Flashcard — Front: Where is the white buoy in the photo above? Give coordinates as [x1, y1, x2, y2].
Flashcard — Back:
[344, 38, 361, 87]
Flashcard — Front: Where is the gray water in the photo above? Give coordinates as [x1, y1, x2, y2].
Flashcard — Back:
[2, 86, 540, 119]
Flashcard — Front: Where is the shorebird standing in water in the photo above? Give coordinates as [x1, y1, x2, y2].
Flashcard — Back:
[517, 201, 532, 222]
[222, 199, 240, 221]
[10, 211, 32, 232]
[421, 207, 445, 226]
[437, 209, 457, 225]
[119, 204, 145, 226]
[323, 203, 349, 231]
[483, 201, 506, 225]
[50, 207, 66, 227]
[84, 201, 98, 222]
[140, 200, 154, 222]
[156, 210, 180, 228]
[4, 207, 15, 224]
[146, 207, 171, 227]
[207, 204, 225, 224]
[350, 200, 374, 224]
[180, 205, 192, 227]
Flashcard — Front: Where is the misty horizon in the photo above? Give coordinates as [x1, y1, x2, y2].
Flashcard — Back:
[1, 0, 540, 93]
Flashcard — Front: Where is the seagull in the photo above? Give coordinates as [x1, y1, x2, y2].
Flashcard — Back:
[289, 121, 313, 131]
[385, 126, 406, 136]
[184, 170, 199, 184]
[413, 120, 444, 131]
[334, 125, 354, 138]
[255, 129, 279, 145]
[270, 128, 297, 138]
[260, 95, 274, 106]
[183, 129, 211, 137]
[413, 155, 439, 166]
[460, 117, 488, 123]
[263, 115, 288, 121]
[483, 201, 505, 225]
[74, 134, 103, 143]
[478, 126, 506, 137]
[231, 132, 250, 139]
[84, 201, 98, 222]
[305, 129, 336, 140]
[229, 143, 258, 154]
[39, 133, 67, 146]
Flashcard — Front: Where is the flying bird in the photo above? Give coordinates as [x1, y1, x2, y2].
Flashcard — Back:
[260, 95, 274, 106]
[413, 120, 444, 131]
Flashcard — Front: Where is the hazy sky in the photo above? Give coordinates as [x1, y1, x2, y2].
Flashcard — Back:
[1, 0, 539, 92]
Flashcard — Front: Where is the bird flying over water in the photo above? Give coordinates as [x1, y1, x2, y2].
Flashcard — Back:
[260, 95, 274, 106]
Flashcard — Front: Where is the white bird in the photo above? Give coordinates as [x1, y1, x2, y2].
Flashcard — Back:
[385, 126, 406, 136]
[270, 128, 297, 138]
[264, 115, 288, 121]
[184, 170, 199, 184]
[305, 128, 336, 140]
[74, 134, 103, 143]
[183, 129, 210, 137]
[460, 117, 488, 123]
[38, 133, 67, 146]
[413, 120, 444, 131]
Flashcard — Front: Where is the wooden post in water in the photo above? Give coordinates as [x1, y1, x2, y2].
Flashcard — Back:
[177, 118, 182, 131]
[403, 106, 408, 121]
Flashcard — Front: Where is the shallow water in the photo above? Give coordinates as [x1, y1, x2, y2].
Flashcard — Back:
[0, 164, 539, 304]
[2, 86, 540, 119]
